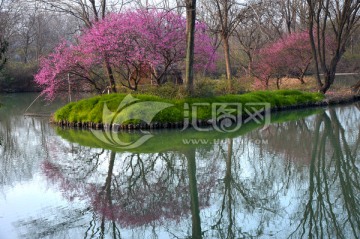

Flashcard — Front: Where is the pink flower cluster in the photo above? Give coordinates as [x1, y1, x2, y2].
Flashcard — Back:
[35, 9, 216, 99]
[252, 31, 313, 88]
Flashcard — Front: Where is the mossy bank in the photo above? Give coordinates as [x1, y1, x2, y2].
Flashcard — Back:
[52, 90, 326, 130]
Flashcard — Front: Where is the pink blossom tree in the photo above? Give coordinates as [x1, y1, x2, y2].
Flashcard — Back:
[35, 41, 108, 99]
[35, 9, 216, 98]
[252, 31, 313, 89]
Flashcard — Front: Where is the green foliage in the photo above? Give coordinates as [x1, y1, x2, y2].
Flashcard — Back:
[193, 78, 218, 97]
[54, 90, 324, 124]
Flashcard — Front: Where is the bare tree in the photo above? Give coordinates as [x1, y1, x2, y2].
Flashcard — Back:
[0, 0, 13, 69]
[199, 0, 244, 90]
[234, 2, 266, 77]
[16, 13, 36, 63]
[233, 0, 309, 79]
[0, 2, 25, 89]
[2, 1, 80, 65]
[32, 0, 107, 28]
[307, 0, 360, 93]
[279, 0, 308, 33]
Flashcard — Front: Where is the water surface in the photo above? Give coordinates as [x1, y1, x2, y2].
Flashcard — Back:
[0, 93, 359, 239]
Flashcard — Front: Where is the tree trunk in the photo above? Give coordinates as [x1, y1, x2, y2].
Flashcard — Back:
[104, 57, 117, 93]
[185, 0, 197, 96]
[246, 50, 253, 77]
[351, 80, 360, 94]
[306, 0, 360, 94]
[319, 54, 341, 93]
[298, 62, 310, 84]
[319, 71, 335, 94]
[223, 36, 232, 91]
[307, 10, 323, 90]
[298, 76, 305, 84]
[276, 77, 281, 89]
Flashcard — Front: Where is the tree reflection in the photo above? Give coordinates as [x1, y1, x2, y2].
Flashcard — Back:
[290, 106, 360, 239]
[185, 148, 202, 238]
[0, 93, 66, 188]
[207, 137, 287, 238]
[40, 146, 121, 239]
[11, 103, 360, 239]
[206, 105, 360, 238]
[91, 151, 121, 239]
[28, 138, 218, 239]
[211, 138, 237, 238]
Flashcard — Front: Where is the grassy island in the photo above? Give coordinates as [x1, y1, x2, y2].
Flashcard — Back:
[53, 90, 324, 128]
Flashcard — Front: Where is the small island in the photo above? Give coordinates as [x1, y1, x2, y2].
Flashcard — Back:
[52, 90, 326, 130]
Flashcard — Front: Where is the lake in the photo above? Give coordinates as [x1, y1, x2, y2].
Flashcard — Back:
[0, 93, 359, 239]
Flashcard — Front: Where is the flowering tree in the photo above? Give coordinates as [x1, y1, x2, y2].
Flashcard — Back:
[35, 41, 109, 99]
[252, 31, 313, 89]
[35, 9, 216, 99]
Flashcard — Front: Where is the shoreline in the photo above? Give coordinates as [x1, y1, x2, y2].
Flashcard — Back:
[51, 93, 360, 131]
[272, 93, 360, 111]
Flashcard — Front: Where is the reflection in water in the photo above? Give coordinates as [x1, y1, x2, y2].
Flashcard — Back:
[1, 93, 360, 239]
[39, 146, 217, 238]
[0, 93, 64, 187]
[290, 107, 360, 239]
[185, 148, 202, 239]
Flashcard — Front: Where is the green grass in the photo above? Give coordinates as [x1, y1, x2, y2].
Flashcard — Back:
[53, 90, 324, 124]
[55, 107, 324, 153]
